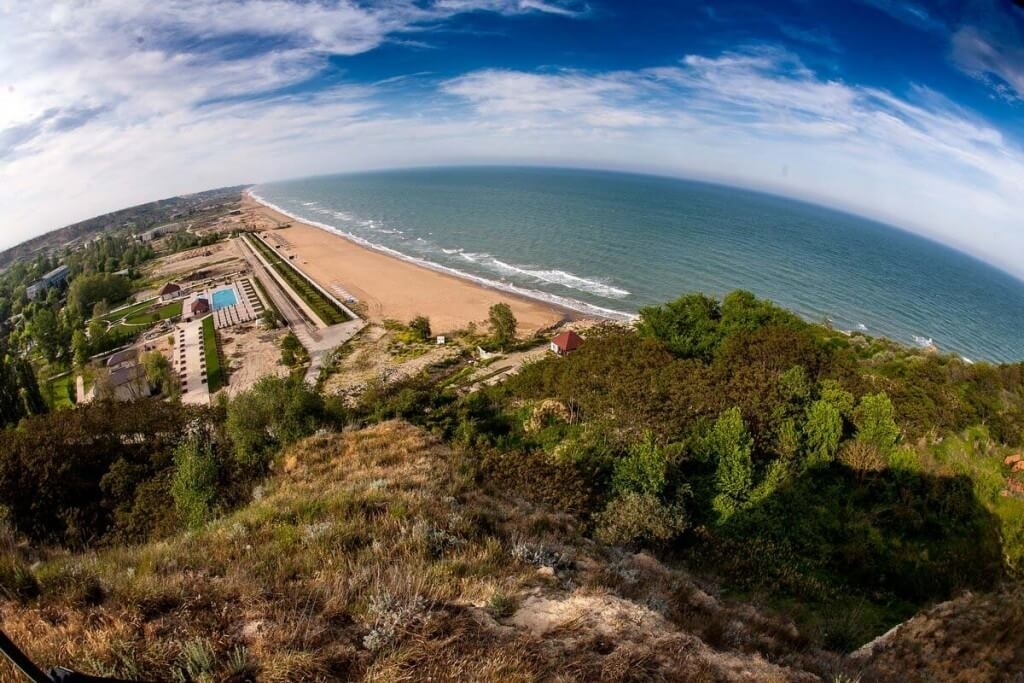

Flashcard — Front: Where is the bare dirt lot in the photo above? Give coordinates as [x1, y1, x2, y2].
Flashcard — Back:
[321, 324, 463, 402]
[220, 322, 289, 397]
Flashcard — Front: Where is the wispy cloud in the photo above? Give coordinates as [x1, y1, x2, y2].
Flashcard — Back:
[855, 0, 1024, 102]
[439, 48, 1024, 274]
[0, 2, 1022, 279]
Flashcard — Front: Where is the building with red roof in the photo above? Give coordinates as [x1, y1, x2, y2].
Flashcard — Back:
[550, 330, 584, 355]
[190, 297, 211, 317]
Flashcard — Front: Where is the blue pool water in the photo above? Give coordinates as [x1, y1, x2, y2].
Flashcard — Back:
[211, 288, 237, 311]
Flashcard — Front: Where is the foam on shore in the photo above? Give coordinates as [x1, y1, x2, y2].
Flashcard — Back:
[246, 190, 635, 322]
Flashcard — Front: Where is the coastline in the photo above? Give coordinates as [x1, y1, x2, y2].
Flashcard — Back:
[240, 192, 603, 335]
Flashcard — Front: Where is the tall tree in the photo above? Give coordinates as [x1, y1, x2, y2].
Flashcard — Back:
[854, 392, 901, 457]
[488, 303, 517, 348]
[708, 407, 754, 522]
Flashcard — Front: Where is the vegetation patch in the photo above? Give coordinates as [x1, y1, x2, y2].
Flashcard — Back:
[202, 316, 224, 393]
[123, 300, 183, 326]
[247, 235, 350, 326]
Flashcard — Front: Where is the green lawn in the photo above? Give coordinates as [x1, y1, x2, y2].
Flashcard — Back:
[202, 316, 224, 393]
[46, 375, 75, 410]
[124, 300, 183, 326]
[247, 235, 350, 326]
[100, 297, 156, 323]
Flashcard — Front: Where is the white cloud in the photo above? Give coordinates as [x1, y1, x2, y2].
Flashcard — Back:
[1, 2, 1023, 280]
[438, 50, 1024, 276]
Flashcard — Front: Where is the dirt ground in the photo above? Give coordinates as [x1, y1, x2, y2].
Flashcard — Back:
[321, 324, 463, 401]
[219, 322, 289, 397]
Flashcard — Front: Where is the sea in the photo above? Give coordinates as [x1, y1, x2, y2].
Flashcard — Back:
[252, 166, 1024, 364]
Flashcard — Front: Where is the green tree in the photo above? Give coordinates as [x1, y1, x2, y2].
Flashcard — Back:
[637, 293, 721, 360]
[259, 308, 281, 330]
[819, 379, 855, 418]
[803, 399, 843, 467]
[488, 302, 517, 348]
[226, 376, 325, 468]
[854, 392, 900, 456]
[707, 407, 754, 522]
[29, 308, 61, 362]
[611, 431, 668, 497]
[280, 332, 304, 367]
[142, 351, 178, 399]
[170, 432, 221, 530]
[72, 329, 90, 369]
[87, 319, 108, 354]
[409, 315, 432, 342]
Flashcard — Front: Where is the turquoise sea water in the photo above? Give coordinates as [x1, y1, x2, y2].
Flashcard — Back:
[212, 288, 237, 311]
[254, 167, 1024, 363]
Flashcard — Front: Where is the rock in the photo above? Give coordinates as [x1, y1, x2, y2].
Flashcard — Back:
[241, 619, 266, 641]
[537, 566, 556, 578]
[1004, 454, 1022, 466]
[1013, 461, 1024, 472]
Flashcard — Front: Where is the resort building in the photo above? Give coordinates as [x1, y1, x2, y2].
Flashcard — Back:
[551, 330, 584, 355]
[138, 222, 186, 242]
[190, 298, 211, 318]
[26, 264, 70, 300]
[106, 348, 139, 371]
[160, 282, 183, 301]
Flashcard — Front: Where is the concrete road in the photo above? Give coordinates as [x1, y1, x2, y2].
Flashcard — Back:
[234, 236, 364, 384]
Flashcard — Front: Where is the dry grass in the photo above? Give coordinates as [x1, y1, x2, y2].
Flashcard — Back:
[2, 422, 840, 682]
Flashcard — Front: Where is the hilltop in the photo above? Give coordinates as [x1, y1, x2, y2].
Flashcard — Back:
[2, 289, 1024, 681]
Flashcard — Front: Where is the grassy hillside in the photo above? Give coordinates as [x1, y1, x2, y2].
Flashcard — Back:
[2, 290, 1023, 681]
[0, 421, 842, 681]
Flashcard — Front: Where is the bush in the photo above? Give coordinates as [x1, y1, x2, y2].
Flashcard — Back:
[838, 440, 886, 474]
[611, 431, 668, 497]
[409, 315, 432, 342]
[170, 432, 222, 529]
[595, 492, 688, 547]
[854, 392, 900, 456]
[226, 376, 326, 468]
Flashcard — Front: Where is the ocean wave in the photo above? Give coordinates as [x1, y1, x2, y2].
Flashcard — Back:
[494, 261, 631, 299]
[246, 190, 635, 321]
[857, 323, 868, 332]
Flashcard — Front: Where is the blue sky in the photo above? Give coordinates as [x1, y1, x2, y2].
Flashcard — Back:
[1, 0, 1023, 276]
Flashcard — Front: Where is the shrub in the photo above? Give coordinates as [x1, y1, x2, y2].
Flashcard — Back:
[226, 376, 326, 468]
[170, 432, 221, 529]
[854, 392, 901, 456]
[595, 492, 688, 547]
[409, 315, 432, 341]
[838, 440, 886, 474]
[706, 408, 754, 521]
[0, 557, 39, 601]
[611, 431, 668, 497]
[804, 399, 843, 467]
[488, 303, 517, 347]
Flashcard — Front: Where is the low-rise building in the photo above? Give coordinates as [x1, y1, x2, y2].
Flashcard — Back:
[551, 330, 584, 355]
[160, 282, 183, 301]
[26, 264, 70, 300]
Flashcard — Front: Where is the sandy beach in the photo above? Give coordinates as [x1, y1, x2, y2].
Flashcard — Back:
[240, 194, 577, 335]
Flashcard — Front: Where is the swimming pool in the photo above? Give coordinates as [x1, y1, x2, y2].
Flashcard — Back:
[211, 288, 238, 311]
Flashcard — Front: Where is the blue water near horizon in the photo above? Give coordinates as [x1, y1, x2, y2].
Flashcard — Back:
[254, 166, 1024, 363]
[211, 288, 237, 311]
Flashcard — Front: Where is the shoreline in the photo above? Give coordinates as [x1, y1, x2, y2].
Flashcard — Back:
[240, 192, 606, 335]
[244, 189, 634, 323]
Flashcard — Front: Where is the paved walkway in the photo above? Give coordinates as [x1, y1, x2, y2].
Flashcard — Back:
[173, 319, 211, 405]
[235, 235, 364, 385]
